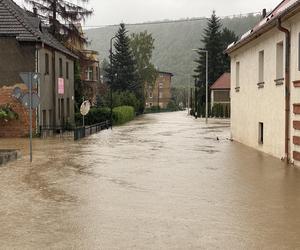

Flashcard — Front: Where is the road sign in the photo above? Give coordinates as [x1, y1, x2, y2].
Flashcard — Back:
[21, 93, 40, 110]
[11, 87, 22, 100]
[20, 72, 40, 88]
[19, 72, 41, 163]
[80, 100, 91, 116]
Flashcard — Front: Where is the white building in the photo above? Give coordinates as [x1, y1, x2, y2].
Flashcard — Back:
[226, 0, 300, 165]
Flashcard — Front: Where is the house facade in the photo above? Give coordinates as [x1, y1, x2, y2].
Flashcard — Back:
[80, 50, 100, 105]
[0, 0, 77, 137]
[210, 73, 231, 111]
[227, 0, 300, 165]
[145, 71, 173, 109]
[67, 24, 100, 106]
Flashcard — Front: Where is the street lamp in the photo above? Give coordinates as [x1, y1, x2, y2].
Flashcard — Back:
[109, 35, 117, 129]
[193, 48, 208, 124]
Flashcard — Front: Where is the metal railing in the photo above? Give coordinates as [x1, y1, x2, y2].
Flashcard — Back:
[74, 120, 111, 141]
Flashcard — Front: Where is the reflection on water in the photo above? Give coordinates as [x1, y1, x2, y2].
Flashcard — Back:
[0, 112, 300, 249]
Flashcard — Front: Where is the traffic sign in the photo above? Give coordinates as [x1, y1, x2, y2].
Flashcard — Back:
[19, 72, 40, 88]
[21, 93, 40, 110]
[80, 100, 91, 116]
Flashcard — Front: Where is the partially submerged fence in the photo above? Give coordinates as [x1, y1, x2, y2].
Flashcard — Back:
[74, 120, 111, 141]
[39, 120, 111, 140]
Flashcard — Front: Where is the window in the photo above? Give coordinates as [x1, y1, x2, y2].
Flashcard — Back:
[85, 66, 93, 81]
[42, 110, 47, 126]
[159, 92, 163, 98]
[259, 122, 264, 144]
[236, 62, 240, 89]
[48, 109, 52, 126]
[66, 62, 69, 79]
[45, 53, 49, 75]
[58, 99, 61, 120]
[149, 92, 153, 98]
[67, 98, 70, 118]
[276, 42, 284, 80]
[96, 66, 99, 81]
[59, 58, 63, 77]
[258, 50, 264, 83]
[159, 82, 163, 89]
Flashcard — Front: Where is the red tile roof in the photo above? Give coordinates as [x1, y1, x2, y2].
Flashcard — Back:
[210, 73, 230, 90]
[226, 0, 300, 54]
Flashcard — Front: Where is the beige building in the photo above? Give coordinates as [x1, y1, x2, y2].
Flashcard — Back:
[227, 0, 300, 165]
[146, 71, 173, 109]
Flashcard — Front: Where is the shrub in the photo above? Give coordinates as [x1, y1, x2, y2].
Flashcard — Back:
[167, 101, 179, 111]
[0, 105, 18, 121]
[113, 106, 135, 125]
[75, 107, 111, 126]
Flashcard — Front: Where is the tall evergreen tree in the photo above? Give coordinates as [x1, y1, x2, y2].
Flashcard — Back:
[25, 0, 93, 43]
[107, 23, 138, 92]
[221, 27, 238, 72]
[194, 11, 223, 87]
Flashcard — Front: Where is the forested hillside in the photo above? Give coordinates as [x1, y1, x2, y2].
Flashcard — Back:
[85, 14, 261, 86]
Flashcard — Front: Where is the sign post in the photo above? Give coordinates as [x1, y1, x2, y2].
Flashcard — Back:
[80, 99, 91, 128]
[19, 72, 40, 163]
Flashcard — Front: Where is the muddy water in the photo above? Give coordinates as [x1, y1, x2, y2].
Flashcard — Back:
[0, 112, 300, 249]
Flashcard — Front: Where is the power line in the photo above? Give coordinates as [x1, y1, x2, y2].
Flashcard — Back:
[81, 11, 261, 29]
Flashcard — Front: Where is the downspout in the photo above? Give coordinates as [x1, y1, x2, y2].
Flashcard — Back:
[277, 18, 291, 163]
[52, 49, 56, 127]
[35, 45, 40, 134]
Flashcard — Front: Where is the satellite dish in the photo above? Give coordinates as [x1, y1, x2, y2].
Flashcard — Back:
[21, 93, 40, 110]
[12, 87, 22, 100]
[80, 100, 91, 116]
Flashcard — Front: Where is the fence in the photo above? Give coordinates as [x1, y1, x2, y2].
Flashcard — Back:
[74, 120, 111, 141]
[39, 125, 74, 138]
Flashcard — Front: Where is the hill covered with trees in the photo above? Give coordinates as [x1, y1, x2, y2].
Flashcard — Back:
[85, 14, 261, 87]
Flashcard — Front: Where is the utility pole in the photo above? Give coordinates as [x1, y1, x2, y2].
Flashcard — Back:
[110, 35, 117, 128]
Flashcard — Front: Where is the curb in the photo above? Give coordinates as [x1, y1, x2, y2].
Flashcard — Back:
[0, 150, 21, 166]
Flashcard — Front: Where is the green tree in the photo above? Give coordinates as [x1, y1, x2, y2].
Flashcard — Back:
[130, 31, 158, 112]
[25, 0, 93, 43]
[221, 27, 238, 72]
[194, 11, 224, 88]
[107, 23, 138, 93]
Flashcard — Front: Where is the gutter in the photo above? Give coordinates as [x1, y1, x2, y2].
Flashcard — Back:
[277, 18, 291, 163]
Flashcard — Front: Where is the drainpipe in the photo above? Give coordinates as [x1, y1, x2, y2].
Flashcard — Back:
[277, 18, 291, 163]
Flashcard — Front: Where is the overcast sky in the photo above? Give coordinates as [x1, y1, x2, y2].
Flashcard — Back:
[15, 0, 280, 27]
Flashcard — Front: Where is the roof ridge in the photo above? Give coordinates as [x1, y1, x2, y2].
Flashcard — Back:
[1, 0, 40, 40]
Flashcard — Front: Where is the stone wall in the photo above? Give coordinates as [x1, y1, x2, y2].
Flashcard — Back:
[0, 85, 36, 138]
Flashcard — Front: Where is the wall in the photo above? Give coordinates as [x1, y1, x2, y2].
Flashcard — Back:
[230, 27, 286, 159]
[0, 84, 35, 137]
[38, 48, 75, 127]
[0, 38, 35, 86]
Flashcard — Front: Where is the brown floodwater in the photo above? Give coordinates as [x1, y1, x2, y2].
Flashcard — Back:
[0, 111, 300, 249]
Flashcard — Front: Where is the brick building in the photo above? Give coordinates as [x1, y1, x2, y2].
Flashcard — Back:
[145, 71, 173, 109]
[0, 0, 77, 137]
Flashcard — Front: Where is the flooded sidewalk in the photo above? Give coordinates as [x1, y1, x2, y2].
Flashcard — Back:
[0, 111, 299, 249]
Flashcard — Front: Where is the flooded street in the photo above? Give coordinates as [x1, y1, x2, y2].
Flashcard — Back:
[1, 111, 300, 249]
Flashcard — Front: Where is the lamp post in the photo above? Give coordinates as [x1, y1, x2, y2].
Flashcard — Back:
[193, 48, 208, 124]
[110, 35, 117, 129]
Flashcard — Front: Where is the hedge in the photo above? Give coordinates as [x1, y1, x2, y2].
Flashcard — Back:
[112, 106, 135, 125]
[75, 106, 135, 126]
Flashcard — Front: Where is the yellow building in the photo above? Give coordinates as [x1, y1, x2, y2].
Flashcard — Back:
[145, 71, 173, 109]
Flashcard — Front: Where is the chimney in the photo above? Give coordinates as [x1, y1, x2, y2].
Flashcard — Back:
[262, 9, 267, 19]
[33, 7, 37, 17]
